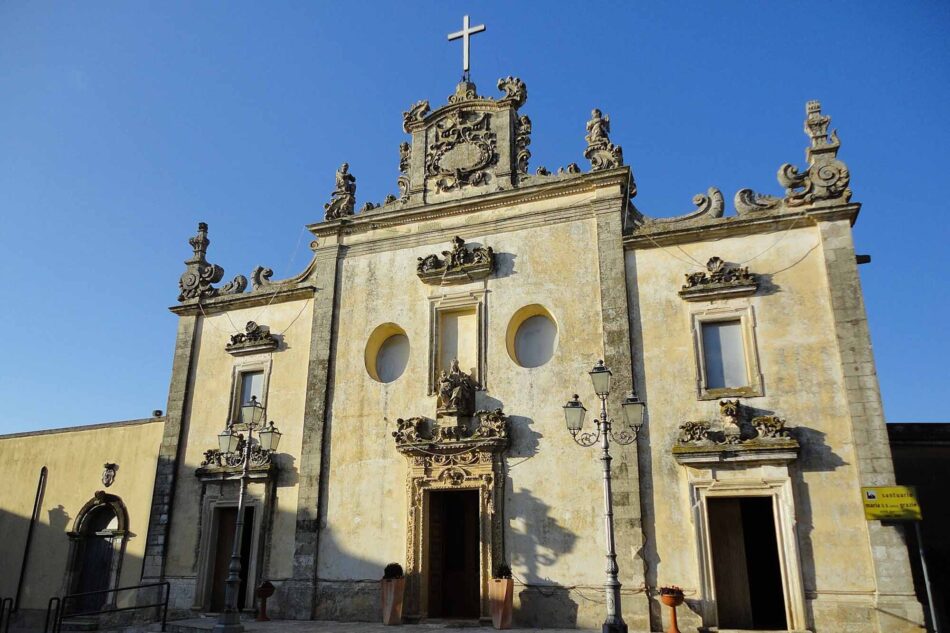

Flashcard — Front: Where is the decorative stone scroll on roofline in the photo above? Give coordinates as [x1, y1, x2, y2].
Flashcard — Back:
[673, 399, 799, 465]
[225, 320, 279, 356]
[630, 100, 852, 235]
[417, 236, 494, 285]
[678, 256, 758, 301]
[177, 223, 247, 302]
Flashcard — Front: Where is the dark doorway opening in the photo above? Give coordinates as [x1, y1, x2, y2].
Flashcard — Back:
[708, 497, 787, 630]
[427, 490, 480, 619]
[71, 506, 118, 613]
[209, 506, 255, 612]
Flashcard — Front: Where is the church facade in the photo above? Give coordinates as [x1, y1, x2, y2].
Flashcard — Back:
[0, 73, 926, 632]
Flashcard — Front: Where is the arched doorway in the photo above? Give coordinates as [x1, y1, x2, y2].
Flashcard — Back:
[65, 492, 128, 613]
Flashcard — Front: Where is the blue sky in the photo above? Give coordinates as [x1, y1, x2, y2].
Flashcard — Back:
[1, 2, 947, 432]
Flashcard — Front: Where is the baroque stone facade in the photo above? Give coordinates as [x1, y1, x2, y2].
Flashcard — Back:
[0, 74, 926, 633]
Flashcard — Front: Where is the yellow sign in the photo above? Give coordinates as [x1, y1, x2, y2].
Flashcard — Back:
[861, 486, 922, 521]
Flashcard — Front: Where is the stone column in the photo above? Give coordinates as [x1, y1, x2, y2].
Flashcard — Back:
[818, 218, 924, 631]
[281, 244, 343, 619]
[592, 191, 649, 631]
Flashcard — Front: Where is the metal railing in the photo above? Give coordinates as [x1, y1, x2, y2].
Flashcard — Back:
[44, 581, 169, 633]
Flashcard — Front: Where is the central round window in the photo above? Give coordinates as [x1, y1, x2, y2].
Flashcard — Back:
[365, 324, 410, 383]
[506, 305, 558, 368]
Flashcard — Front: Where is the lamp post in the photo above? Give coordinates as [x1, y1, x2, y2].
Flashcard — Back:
[563, 360, 645, 633]
[213, 396, 282, 633]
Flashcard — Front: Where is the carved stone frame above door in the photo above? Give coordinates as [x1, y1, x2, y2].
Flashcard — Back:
[393, 412, 509, 622]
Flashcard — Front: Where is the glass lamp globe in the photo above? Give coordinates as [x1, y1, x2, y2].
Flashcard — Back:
[589, 360, 612, 397]
[563, 394, 587, 434]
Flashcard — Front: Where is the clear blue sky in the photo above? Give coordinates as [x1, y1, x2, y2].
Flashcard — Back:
[1, 2, 947, 433]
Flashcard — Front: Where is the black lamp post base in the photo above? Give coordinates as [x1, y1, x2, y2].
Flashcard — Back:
[602, 621, 628, 633]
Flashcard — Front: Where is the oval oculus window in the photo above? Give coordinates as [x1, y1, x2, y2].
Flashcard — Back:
[507, 306, 558, 368]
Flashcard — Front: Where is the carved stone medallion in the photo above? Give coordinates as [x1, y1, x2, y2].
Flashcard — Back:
[426, 111, 497, 193]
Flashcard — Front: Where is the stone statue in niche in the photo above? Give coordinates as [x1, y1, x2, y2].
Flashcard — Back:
[436, 359, 478, 417]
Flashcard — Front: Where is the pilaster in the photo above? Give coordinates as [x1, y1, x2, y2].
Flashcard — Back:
[142, 315, 199, 582]
[818, 218, 924, 631]
[593, 197, 649, 631]
[281, 245, 342, 619]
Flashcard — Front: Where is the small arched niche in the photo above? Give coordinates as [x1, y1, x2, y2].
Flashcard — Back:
[365, 323, 411, 383]
[506, 305, 558, 368]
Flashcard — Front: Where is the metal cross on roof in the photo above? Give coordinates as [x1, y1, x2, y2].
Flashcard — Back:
[447, 15, 486, 78]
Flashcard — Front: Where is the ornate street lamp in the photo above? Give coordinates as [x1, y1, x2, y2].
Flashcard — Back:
[213, 396, 281, 633]
[562, 360, 645, 633]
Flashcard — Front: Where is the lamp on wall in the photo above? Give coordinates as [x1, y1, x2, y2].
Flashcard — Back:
[562, 360, 646, 633]
[213, 396, 281, 633]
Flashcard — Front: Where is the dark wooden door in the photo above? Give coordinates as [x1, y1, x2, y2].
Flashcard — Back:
[427, 490, 480, 619]
[73, 537, 113, 612]
[209, 506, 255, 612]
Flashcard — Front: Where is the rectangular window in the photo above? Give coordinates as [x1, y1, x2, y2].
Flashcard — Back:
[239, 371, 264, 406]
[702, 320, 748, 389]
[439, 308, 478, 377]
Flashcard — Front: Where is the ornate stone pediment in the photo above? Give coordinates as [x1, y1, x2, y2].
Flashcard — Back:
[673, 400, 799, 464]
[225, 321, 279, 356]
[393, 408, 510, 460]
[399, 77, 530, 204]
[178, 223, 247, 302]
[679, 256, 758, 301]
[416, 236, 495, 285]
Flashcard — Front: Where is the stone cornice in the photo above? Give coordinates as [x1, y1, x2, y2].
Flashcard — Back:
[307, 167, 632, 241]
[623, 203, 860, 250]
[169, 285, 316, 316]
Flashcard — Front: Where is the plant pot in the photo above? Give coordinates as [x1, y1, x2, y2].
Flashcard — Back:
[381, 577, 405, 625]
[489, 578, 514, 630]
[659, 592, 684, 633]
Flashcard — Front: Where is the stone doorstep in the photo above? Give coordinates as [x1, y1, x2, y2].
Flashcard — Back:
[162, 617, 613, 633]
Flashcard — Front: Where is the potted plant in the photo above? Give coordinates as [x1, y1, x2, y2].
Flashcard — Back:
[658, 585, 685, 633]
[381, 563, 405, 625]
[489, 563, 514, 630]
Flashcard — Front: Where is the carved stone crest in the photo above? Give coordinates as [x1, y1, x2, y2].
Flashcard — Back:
[679, 256, 758, 300]
[101, 463, 118, 487]
[584, 108, 623, 171]
[416, 236, 495, 285]
[178, 223, 247, 302]
[324, 162, 357, 220]
[426, 111, 498, 193]
[673, 400, 799, 464]
[226, 321, 279, 356]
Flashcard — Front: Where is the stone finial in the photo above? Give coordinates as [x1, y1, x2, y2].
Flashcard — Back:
[777, 100, 851, 206]
[324, 162, 357, 220]
[584, 108, 623, 171]
[497, 76, 527, 109]
[402, 100, 430, 133]
[177, 222, 247, 302]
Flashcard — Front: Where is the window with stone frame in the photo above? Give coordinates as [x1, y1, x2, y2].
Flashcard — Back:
[692, 305, 763, 400]
[229, 360, 271, 423]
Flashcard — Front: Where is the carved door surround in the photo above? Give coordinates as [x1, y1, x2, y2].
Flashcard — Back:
[393, 411, 509, 622]
[63, 491, 129, 610]
[686, 465, 808, 631]
[193, 468, 276, 613]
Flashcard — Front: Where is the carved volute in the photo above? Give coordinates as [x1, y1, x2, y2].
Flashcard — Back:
[401, 77, 529, 204]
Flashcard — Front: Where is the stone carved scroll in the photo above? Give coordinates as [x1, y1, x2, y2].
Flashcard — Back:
[497, 76, 527, 108]
[397, 141, 411, 199]
[402, 100, 430, 133]
[584, 108, 623, 171]
[515, 114, 532, 175]
[178, 223, 247, 302]
[225, 320, 279, 355]
[679, 256, 758, 300]
[778, 100, 851, 206]
[672, 400, 798, 463]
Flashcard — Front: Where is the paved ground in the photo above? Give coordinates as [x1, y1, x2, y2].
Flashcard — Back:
[165, 617, 603, 632]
